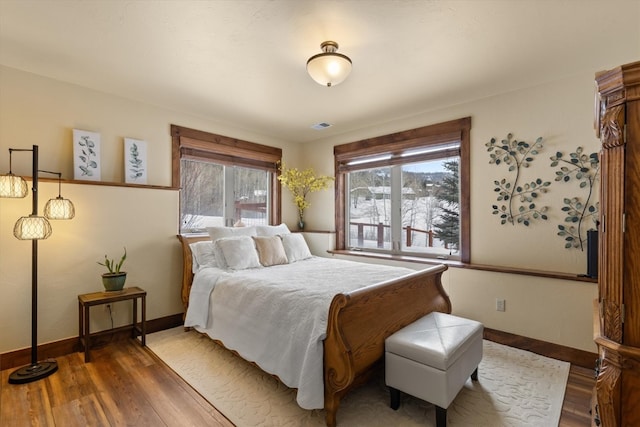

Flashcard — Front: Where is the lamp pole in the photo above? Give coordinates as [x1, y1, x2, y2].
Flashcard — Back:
[8, 145, 58, 384]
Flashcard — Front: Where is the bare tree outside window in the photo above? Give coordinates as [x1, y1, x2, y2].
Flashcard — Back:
[180, 161, 270, 232]
[172, 125, 282, 233]
[180, 160, 223, 231]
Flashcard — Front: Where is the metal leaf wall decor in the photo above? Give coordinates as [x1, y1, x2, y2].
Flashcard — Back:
[486, 133, 550, 226]
[550, 147, 599, 250]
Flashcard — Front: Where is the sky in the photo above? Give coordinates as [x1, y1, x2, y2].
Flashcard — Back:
[403, 157, 456, 174]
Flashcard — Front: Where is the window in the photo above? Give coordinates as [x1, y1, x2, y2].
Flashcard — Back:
[171, 125, 282, 233]
[334, 117, 470, 262]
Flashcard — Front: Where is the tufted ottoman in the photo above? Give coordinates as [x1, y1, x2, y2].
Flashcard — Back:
[385, 312, 483, 427]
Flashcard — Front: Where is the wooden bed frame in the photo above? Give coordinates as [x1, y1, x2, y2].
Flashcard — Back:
[177, 234, 451, 427]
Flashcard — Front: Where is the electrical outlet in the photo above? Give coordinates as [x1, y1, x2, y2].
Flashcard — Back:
[496, 299, 506, 312]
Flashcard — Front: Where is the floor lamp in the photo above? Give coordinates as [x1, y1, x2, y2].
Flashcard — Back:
[0, 145, 75, 384]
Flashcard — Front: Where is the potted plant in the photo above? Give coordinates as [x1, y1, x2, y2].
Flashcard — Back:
[98, 247, 127, 291]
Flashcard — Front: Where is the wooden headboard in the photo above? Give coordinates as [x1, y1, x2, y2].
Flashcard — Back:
[177, 234, 210, 314]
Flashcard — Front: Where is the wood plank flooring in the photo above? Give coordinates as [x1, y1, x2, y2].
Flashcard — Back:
[1, 337, 594, 426]
[1, 337, 232, 427]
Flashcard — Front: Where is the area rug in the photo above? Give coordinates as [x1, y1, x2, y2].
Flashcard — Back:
[146, 327, 569, 427]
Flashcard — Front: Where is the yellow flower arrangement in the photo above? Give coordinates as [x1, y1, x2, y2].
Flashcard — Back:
[277, 162, 334, 228]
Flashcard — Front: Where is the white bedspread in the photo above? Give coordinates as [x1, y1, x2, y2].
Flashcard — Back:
[184, 257, 415, 409]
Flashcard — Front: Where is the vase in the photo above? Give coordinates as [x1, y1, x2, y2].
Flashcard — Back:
[298, 220, 305, 230]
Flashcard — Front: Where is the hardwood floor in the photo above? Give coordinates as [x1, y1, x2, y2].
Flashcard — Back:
[1, 337, 232, 427]
[559, 364, 596, 427]
[1, 337, 594, 426]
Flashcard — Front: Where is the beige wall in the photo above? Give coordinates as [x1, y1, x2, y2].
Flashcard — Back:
[325, 252, 596, 352]
[0, 182, 181, 350]
[299, 70, 615, 352]
[0, 66, 293, 353]
[301, 72, 603, 273]
[0, 55, 633, 354]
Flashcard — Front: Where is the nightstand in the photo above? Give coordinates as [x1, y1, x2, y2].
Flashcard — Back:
[78, 286, 146, 362]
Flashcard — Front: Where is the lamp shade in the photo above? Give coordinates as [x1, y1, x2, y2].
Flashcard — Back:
[0, 173, 28, 198]
[13, 215, 52, 240]
[44, 196, 75, 220]
[307, 41, 352, 87]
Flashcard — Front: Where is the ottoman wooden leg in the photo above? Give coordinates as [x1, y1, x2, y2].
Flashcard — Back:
[389, 387, 401, 410]
[471, 367, 479, 381]
[436, 405, 447, 427]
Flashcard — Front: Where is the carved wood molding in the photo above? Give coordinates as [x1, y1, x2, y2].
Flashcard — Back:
[594, 344, 640, 427]
[593, 60, 640, 427]
[597, 352, 622, 427]
[601, 104, 625, 149]
[603, 299, 623, 342]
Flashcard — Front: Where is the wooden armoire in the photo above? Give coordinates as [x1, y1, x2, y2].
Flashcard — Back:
[592, 60, 640, 426]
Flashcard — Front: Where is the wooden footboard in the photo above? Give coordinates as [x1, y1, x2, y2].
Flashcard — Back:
[323, 264, 450, 427]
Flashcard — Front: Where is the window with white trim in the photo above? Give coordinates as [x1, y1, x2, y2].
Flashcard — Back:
[334, 118, 470, 262]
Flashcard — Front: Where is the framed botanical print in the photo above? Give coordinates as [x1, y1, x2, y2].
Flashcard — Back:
[124, 138, 147, 184]
[73, 129, 101, 181]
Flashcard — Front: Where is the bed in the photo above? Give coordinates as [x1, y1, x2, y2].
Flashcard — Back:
[177, 228, 450, 427]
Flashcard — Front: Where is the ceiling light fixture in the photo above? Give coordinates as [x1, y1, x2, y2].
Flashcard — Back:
[306, 41, 352, 87]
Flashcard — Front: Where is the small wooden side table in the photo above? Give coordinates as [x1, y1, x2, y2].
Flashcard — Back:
[78, 286, 147, 362]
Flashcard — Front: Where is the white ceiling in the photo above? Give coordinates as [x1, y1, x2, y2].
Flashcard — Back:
[1, 1, 638, 144]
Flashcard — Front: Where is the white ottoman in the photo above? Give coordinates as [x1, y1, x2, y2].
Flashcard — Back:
[385, 312, 483, 427]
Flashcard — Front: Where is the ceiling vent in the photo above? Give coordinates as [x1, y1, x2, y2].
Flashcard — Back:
[311, 122, 332, 130]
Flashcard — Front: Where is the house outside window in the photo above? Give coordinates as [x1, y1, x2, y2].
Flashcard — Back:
[171, 125, 282, 233]
[334, 117, 470, 262]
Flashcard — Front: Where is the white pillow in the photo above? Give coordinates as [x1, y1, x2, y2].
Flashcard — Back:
[253, 235, 288, 266]
[255, 223, 291, 237]
[207, 225, 256, 242]
[216, 236, 261, 270]
[189, 241, 218, 272]
[281, 233, 312, 263]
